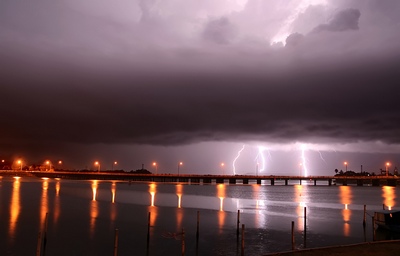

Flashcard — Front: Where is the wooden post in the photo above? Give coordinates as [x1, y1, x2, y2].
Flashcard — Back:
[181, 228, 185, 256]
[114, 229, 119, 256]
[43, 212, 48, 256]
[241, 224, 245, 256]
[304, 207, 307, 248]
[196, 211, 200, 249]
[363, 205, 366, 227]
[291, 221, 295, 251]
[372, 216, 376, 241]
[237, 210, 240, 239]
[36, 231, 42, 256]
[147, 212, 151, 250]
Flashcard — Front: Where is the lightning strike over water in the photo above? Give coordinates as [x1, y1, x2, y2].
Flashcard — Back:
[232, 144, 245, 175]
[255, 146, 267, 174]
[301, 144, 308, 177]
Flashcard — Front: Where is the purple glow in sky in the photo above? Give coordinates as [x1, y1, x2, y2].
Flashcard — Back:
[1, 0, 400, 175]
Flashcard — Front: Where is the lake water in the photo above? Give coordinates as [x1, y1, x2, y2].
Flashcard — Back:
[1, 176, 399, 255]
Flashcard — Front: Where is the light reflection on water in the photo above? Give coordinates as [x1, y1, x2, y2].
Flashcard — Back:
[2, 177, 400, 255]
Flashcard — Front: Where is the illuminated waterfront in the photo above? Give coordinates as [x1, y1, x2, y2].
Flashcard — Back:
[1, 176, 399, 255]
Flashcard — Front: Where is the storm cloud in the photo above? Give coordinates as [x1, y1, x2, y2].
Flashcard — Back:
[1, 0, 400, 173]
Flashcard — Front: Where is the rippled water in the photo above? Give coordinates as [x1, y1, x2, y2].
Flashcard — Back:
[1, 176, 399, 255]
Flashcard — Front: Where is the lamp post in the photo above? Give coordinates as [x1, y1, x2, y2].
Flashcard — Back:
[94, 161, 100, 172]
[221, 162, 225, 175]
[45, 160, 51, 171]
[178, 162, 183, 175]
[112, 161, 117, 171]
[17, 160, 22, 171]
[386, 162, 390, 176]
[344, 162, 348, 172]
[153, 162, 158, 174]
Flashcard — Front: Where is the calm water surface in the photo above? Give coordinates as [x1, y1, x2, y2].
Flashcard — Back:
[1, 176, 399, 255]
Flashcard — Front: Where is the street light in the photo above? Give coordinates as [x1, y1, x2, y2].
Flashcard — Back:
[17, 160, 22, 171]
[344, 162, 348, 172]
[220, 162, 225, 175]
[178, 162, 183, 175]
[45, 160, 51, 171]
[112, 161, 117, 171]
[153, 162, 158, 174]
[386, 162, 390, 176]
[94, 161, 101, 172]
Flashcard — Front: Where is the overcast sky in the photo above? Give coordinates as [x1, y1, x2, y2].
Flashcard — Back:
[1, 0, 400, 175]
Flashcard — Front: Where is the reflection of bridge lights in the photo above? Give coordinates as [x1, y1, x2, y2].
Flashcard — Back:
[149, 183, 156, 207]
[92, 180, 98, 201]
[111, 182, 116, 203]
[382, 186, 395, 210]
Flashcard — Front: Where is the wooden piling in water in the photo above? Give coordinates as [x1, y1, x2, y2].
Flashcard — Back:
[147, 212, 151, 250]
[372, 216, 376, 241]
[237, 210, 240, 238]
[196, 211, 200, 248]
[291, 221, 295, 251]
[241, 224, 245, 256]
[43, 212, 48, 256]
[363, 205, 366, 227]
[181, 228, 185, 256]
[114, 229, 119, 256]
[304, 207, 307, 248]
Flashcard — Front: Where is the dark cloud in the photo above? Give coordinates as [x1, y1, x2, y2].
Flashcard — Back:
[311, 8, 361, 33]
[202, 17, 237, 44]
[1, 0, 400, 173]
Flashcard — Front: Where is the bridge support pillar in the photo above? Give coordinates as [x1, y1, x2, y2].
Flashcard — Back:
[328, 179, 332, 186]
[270, 179, 275, 185]
[343, 179, 348, 186]
[314, 179, 317, 186]
[216, 178, 224, 184]
[229, 178, 237, 184]
[357, 179, 363, 186]
[387, 179, 397, 187]
[372, 179, 380, 186]
[203, 178, 212, 184]
[257, 179, 261, 185]
[242, 179, 248, 184]
[285, 179, 288, 186]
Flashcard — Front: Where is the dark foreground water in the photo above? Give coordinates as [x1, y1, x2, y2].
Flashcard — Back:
[1, 176, 399, 256]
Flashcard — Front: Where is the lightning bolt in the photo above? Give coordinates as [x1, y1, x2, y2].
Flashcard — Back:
[255, 146, 267, 174]
[233, 144, 245, 175]
[301, 144, 308, 177]
[318, 150, 327, 164]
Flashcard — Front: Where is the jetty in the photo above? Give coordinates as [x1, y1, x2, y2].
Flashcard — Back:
[1, 171, 399, 186]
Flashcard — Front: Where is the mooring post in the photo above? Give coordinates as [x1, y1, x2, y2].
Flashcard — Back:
[43, 212, 48, 256]
[114, 229, 119, 256]
[304, 207, 307, 248]
[181, 228, 185, 256]
[241, 224, 245, 256]
[147, 212, 151, 250]
[291, 221, 295, 251]
[372, 216, 376, 241]
[237, 210, 240, 239]
[363, 205, 366, 227]
[196, 211, 200, 248]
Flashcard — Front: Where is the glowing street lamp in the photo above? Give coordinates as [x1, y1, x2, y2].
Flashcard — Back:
[112, 161, 117, 171]
[17, 160, 22, 171]
[220, 162, 225, 175]
[45, 160, 51, 171]
[178, 162, 183, 175]
[344, 162, 348, 172]
[386, 162, 390, 176]
[152, 162, 158, 174]
[94, 161, 101, 172]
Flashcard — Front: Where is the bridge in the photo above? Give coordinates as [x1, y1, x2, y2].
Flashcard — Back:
[1, 171, 399, 186]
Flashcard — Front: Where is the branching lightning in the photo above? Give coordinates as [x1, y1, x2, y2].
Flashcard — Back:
[255, 146, 268, 174]
[318, 150, 327, 164]
[233, 144, 245, 175]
